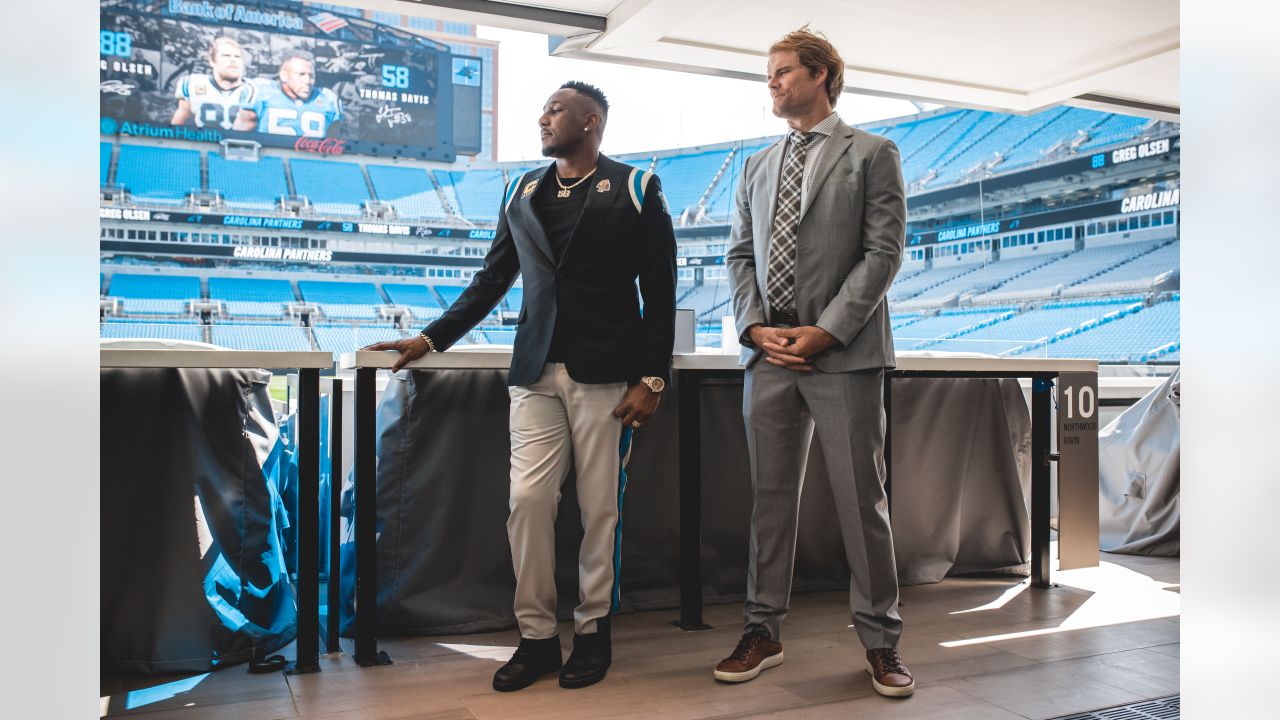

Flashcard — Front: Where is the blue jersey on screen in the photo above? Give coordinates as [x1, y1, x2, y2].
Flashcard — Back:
[250, 80, 342, 137]
[174, 74, 256, 130]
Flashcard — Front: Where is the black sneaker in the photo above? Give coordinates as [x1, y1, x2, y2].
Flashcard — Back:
[559, 618, 612, 689]
[492, 636, 562, 692]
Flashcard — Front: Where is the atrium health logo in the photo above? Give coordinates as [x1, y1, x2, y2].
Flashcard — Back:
[101, 117, 118, 135]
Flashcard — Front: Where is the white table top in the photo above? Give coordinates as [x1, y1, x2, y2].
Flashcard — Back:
[340, 349, 1098, 374]
[101, 348, 334, 369]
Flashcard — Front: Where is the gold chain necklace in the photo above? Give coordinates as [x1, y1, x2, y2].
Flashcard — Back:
[555, 167, 597, 198]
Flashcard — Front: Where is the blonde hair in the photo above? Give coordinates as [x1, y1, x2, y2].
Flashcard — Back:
[769, 27, 844, 106]
[208, 36, 241, 60]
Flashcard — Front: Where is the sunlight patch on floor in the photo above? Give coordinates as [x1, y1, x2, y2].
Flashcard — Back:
[103, 673, 210, 712]
[435, 642, 517, 662]
[951, 580, 1031, 614]
[941, 560, 1179, 648]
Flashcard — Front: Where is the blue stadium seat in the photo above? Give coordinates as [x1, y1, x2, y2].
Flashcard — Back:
[108, 273, 201, 299]
[298, 280, 383, 304]
[405, 306, 443, 322]
[651, 150, 730, 218]
[101, 320, 204, 343]
[891, 307, 1018, 351]
[621, 156, 655, 172]
[899, 111, 980, 183]
[700, 141, 775, 219]
[223, 301, 288, 319]
[926, 298, 1142, 355]
[209, 277, 295, 302]
[900, 253, 1070, 306]
[209, 323, 314, 352]
[437, 169, 507, 222]
[100, 142, 113, 186]
[927, 112, 1009, 185]
[116, 145, 201, 203]
[1023, 299, 1179, 362]
[998, 108, 1100, 172]
[383, 284, 442, 308]
[858, 107, 1134, 190]
[320, 303, 380, 321]
[367, 165, 448, 219]
[888, 264, 985, 303]
[290, 158, 369, 216]
[972, 241, 1162, 302]
[1076, 114, 1151, 151]
[119, 299, 188, 315]
[890, 312, 926, 330]
[313, 326, 405, 355]
[1064, 241, 1180, 296]
[887, 112, 961, 169]
[435, 285, 465, 307]
[208, 154, 288, 211]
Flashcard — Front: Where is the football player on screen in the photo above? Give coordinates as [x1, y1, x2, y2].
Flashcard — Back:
[236, 50, 342, 137]
[170, 36, 256, 130]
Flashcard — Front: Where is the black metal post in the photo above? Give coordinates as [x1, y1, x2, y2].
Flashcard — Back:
[1030, 374, 1053, 589]
[326, 378, 342, 654]
[287, 368, 322, 674]
[675, 370, 711, 631]
[354, 367, 391, 667]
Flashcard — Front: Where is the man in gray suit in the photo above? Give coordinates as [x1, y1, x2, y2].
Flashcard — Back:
[714, 28, 913, 698]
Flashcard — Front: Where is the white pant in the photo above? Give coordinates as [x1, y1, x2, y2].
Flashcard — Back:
[507, 363, 633, 639]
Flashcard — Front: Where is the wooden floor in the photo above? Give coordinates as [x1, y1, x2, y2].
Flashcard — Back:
[100, 553, 1180, 720]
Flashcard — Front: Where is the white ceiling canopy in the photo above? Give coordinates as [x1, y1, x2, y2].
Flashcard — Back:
[392, 0, 1179, 120]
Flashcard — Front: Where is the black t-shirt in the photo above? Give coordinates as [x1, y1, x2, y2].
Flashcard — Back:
[532, 166, 594, 362]
[533, 166, 592, 262]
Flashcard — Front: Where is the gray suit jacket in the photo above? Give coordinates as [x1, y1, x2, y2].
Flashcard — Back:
[726, 119, 906, 372]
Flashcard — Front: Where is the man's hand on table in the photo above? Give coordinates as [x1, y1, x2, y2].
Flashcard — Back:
[363, 335, 432, 373]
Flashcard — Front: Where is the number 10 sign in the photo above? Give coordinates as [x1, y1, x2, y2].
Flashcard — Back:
[1057, 372, 1100, 571]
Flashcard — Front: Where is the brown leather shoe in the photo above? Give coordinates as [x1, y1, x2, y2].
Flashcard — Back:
[714, 631, 784, 683]
[866, 647, 915, 697]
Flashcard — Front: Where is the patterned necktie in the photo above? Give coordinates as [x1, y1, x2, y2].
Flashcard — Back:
[766, 130, 815, 312]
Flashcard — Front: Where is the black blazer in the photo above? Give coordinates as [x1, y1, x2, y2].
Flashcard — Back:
[424, 154, 677, 387]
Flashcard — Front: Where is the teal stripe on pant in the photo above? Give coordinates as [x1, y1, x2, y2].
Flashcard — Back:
[610, 426, 633, 613]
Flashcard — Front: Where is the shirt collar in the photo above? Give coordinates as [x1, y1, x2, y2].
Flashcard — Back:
[808, 112, 840, 138]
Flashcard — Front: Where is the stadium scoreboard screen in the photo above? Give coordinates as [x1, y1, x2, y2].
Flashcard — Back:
[100, 0, 482, 160]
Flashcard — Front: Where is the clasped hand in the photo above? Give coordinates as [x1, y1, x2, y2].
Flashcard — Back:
[749, 324, 837, 372]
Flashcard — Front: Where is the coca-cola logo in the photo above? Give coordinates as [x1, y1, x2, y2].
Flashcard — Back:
[293, 137, 348, 155]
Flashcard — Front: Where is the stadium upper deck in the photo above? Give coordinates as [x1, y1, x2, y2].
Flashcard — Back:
[100, 106, 1172, 227]
[99, 104, 1179, 363]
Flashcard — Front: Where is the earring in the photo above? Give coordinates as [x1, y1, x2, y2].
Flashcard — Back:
[583, 127, 590, 131]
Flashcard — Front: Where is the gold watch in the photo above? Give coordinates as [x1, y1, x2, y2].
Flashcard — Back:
[640, 376, 665, 393]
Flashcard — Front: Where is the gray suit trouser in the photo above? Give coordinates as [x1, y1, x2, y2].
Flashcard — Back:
[742, 360, 903, 650]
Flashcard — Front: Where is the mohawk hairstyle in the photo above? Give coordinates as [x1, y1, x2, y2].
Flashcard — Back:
[560, 80, 609, 119]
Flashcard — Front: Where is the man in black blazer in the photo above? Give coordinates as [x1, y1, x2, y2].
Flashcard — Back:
[367, 81, 676, 692]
